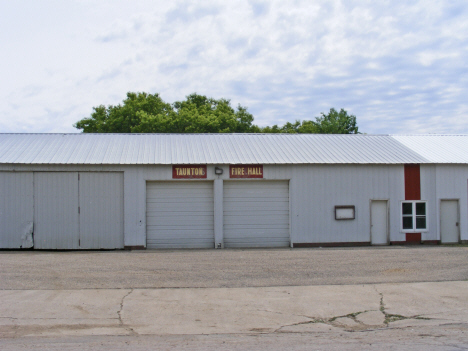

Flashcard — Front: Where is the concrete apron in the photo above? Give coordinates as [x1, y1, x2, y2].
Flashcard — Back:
[1, 281, 468, 337]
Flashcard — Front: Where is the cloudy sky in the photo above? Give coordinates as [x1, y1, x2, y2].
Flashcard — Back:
[1, 0, 467, 134]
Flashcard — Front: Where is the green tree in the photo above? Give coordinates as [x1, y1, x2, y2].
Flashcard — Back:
[74, 92, 174, 133]
[260, 108, 359, 134]
[171, 93, 257, 133]
[261, 121, 303, 133]
[308, 108, 359, 134]
[74, 92, 359, 134]
[74, 92, 258, 134]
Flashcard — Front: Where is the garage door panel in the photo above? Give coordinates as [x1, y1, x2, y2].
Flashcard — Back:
[147, 194, 212, 201]
[226, 225, 288, 237]
[224, 203, 288, 211]
[147, 216, 213, 228]
[227, 237, 289, 247]
[224, 216, 289, 225]
[147, 203, 214, 212]
[230, 232, 289, 238]
[224, 182, 288, 189]
[33, 172, 123, 250]
[224, 212, 289, 217]
[224, 181, 290, 248]
[147, 219, 214, 225]
[34, 172, 79, 249]
[79, 172, 124, 249]
[147, 229, 213, 237]
[224, 193, 288, 199]
[147, 213, 214, 220]
[147, 185, 212, 196]
[0, 172, 34, 248]
[147, 238, 213, 249]
[225, 200, 289, 206]
[146, 181, 214, 249]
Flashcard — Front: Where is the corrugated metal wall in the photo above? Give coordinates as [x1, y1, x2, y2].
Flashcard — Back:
[1, 163, 466, 249]
[126, 164, 406, 247]
[269, 165, 405, 244]
[0, 170, 124, 249]
[34, 172, 125, 250]
[420, 165, 437, 241]
[0, 172, 34, 248]
[34, 172, 80, 249]
[79, 172, 124, 249]
[421, 165, 468, 242]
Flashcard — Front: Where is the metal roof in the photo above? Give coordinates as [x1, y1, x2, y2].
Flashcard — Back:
[391, 135, 468, 164]
[0, 133, 466, 165]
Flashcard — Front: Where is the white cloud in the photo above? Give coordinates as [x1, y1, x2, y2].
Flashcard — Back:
[0, 0, 467, 133]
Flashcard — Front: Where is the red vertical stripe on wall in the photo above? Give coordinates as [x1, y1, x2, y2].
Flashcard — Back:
[404, 164, 420, 200]
[404, 164, 421, 243]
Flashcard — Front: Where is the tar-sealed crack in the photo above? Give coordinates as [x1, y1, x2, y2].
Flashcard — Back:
[117, 289, 137, 335]
[275, 312, 375, 333]
[275, 287, 433, 334]
[375, 286, 431, 326]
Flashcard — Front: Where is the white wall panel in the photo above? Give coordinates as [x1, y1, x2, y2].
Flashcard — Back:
[435, 165, 468, 241]
[420, 165, 437, 240]
[123, 164, 407, 247]
[279, 165, 405, 244]
[79, 172, 124, 249]
[2, 163, 411, 248]
[34, 172, 79, 249]
[0, 172, 33, 248]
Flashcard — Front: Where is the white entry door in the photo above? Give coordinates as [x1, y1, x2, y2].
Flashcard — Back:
[371, 200, 388, 245]
[440, 200, 459, 244]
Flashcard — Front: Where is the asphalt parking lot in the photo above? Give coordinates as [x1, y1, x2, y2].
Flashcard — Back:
[1, 246, 468, 350]
[0, 245, 467, 290]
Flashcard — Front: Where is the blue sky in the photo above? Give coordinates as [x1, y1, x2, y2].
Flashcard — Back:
[1, 0, 467, 134]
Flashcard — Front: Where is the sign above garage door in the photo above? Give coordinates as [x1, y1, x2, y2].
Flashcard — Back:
[229, 165, 263, 178]
[173, 165, 207, 179]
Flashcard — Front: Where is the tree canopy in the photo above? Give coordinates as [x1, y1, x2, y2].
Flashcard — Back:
[261, 108, 359, 134]
[74, 92, 257, 134]
[74, 92, 359, 134]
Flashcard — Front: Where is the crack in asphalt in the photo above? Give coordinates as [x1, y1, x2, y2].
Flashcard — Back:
[274, 287, 437, 334]
[374, 285, 431, 326]
[117, 289, 137, 335]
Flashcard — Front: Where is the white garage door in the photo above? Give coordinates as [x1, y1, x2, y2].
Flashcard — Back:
[223, 181, 290, 248]
[146, 181, 214, 249]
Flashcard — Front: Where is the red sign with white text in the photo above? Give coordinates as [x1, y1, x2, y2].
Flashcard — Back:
[229, 165, 263, 178]
[173, 165, 207, 179]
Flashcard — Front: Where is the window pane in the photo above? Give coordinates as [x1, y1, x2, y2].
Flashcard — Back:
[416, 216, 426, 229]
[402, 203, 413, 215]
[403, 216, 413, 229]
[416, 202, 426, 215]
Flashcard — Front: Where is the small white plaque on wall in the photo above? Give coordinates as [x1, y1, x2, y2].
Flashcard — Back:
[335, 206, 355, 220]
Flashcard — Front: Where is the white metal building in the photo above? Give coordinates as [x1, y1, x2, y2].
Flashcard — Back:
[0, 133, 467, 250]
